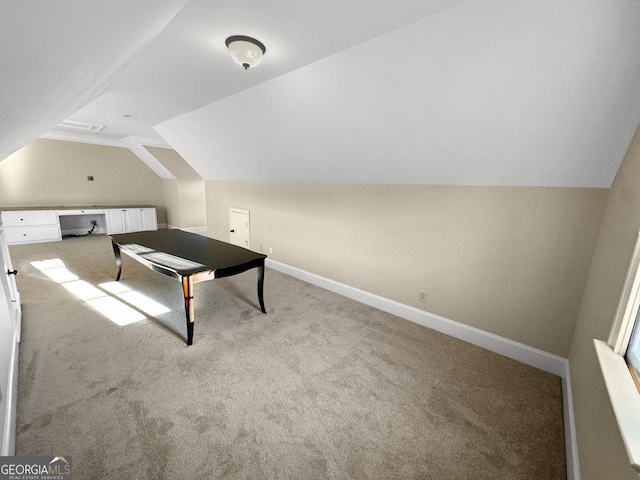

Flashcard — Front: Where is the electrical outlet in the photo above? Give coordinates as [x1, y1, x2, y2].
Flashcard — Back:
[87, 175, 94, 181]
[268, 247, 273, 254]
[418, 290, 427, 303]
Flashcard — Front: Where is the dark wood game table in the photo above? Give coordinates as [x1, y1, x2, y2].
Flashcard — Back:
[109, 229, 266, 345]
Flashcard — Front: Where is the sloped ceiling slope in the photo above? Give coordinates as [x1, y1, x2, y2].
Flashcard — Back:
[0, 1, 187, 162]
[156, 0, 640, 187]
[60, 0, 467, 146]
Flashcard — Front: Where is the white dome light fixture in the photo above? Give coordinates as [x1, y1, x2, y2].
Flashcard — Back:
[225, 35, 266, 70]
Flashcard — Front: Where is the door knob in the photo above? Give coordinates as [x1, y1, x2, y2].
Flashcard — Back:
[7, 269, 17, 276]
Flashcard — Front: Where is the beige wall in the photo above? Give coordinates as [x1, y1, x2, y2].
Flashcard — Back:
[569, 124, 640, 480]
[147, 146, 206, 232]
[161, 178, 180, 227]
[206, 182, 607, 357]
[0, 138, 167, 224]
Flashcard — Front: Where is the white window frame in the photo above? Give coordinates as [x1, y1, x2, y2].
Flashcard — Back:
[595, 231, 640, 473]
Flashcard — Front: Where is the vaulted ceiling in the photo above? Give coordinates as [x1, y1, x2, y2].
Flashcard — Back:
[3, 0, 640, 187]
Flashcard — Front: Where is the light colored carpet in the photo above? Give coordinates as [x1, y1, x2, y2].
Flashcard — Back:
[10, 234, 565, 479]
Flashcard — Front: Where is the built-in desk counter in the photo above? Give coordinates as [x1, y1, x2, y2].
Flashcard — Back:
[0, 206, 157, 245]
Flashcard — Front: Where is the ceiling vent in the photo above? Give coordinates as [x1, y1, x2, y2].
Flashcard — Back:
[57, 119, 105, 133]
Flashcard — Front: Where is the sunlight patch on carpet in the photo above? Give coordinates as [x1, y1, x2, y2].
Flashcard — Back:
[30, 258, 78, 283]
[30, 258, 148, 326]
[100, 281, 171, 316]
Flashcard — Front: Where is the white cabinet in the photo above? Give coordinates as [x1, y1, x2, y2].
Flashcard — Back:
[105, 208, 157, 234]
[0, 207, 158, 244]
[139, 208, 157, 231]
[1, 211, 61, 245]
[124, 209, 142, 233]
[106, 209, 126, 234]
[0, 217, 20, 455]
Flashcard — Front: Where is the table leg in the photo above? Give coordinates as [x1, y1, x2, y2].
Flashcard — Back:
[257, 262, 266, 314]
[112, 241, 122, 281]
[182, 275, 195, 346]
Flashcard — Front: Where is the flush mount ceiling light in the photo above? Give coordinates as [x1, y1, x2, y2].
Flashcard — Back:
[225, 35, 266, 70]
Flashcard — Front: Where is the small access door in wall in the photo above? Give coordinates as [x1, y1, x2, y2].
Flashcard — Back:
[229, 208, 250, 249]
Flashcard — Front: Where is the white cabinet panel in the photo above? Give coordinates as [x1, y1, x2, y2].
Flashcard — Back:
[106, 209, 127, 234]
[2, 211, 57, 227]
[105, 208, 157, 234]
[5, 225, 61, 244]
[0, 220, 20, 456]
[139, 208, 158, 231]
[1, 211, 61, 245]
[2, 210, 58, 227]
[124, 209, 142, 233]
[0, 224, 20, 338]
[58, 209, 104, 216]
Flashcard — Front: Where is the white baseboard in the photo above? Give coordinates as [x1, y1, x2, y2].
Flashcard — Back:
[266, 259, 566, 375]
[562, 361, 580, 480]
[265, 259, 579, 479]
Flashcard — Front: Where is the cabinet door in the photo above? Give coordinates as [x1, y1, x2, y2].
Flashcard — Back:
[0, 225, 20, 338]
[0, 222, 19, 456]
[139, 208, 157, 231]
[124, 209, 141, 233]
[106, 210, 126, 234]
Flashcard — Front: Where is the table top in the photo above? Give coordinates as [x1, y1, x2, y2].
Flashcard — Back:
[110, 229, 266, 277]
